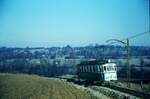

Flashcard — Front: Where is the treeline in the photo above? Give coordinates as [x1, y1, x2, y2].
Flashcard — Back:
[0, 59, 70, 77]
[0, 45, 150, 79]
[0, 45, 150, 60]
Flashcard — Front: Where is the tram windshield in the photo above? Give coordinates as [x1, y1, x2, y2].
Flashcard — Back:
[104, 64, 116, 71]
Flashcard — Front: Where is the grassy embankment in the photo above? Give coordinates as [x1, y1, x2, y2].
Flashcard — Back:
[0, 73, 109, 99]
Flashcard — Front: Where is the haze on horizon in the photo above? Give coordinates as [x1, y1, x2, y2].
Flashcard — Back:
[0, 0, 149, 47]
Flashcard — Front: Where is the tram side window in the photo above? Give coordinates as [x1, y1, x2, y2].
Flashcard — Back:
[83, 66, 85, 72]
[96, 65, 99, 72]
[93, 65, 96, 72]
[99, 66, 102, 72]
[85, 66, 88, 72]
[92, 65, 94, 72]
[91, 65, 94, 72]
[100, 66, 102, 72]
[88, 65, 90, 72]
[82, 66, 84, 72]
[84, 66, 87, 72]
[95, 65, 98, 72]
[89, 65, 92, 72]
[100, 67, 102, 72]
[80, 66, 82, 72]
[89, 65, 91, 72]
[97, 65, 100, 72]
[104, 66, 106, 71]
[84, 66, 86, 72]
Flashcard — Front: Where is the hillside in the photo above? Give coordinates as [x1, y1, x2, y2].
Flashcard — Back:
[0, 73, 109, 99]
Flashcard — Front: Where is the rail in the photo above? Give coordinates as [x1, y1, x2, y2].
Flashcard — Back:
[104, 83, 150, 98]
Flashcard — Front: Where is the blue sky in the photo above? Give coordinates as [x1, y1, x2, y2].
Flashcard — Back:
[0, 0, 149, 47]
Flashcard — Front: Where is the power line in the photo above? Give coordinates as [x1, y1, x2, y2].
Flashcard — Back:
[106, 31, 150, 45]
[122, 31, 150, 41]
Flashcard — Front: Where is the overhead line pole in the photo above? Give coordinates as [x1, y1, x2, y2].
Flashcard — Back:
[106, 39, 131, 87]
[126, 39, 130, 87]
[105, 31, 150, 87]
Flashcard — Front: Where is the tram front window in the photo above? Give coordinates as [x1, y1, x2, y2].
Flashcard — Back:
[107, 66, 111, 71]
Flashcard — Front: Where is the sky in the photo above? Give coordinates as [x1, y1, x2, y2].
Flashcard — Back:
[0, 0, 149, 47]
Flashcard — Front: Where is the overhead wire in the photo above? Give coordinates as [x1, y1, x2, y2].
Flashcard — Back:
[122, 31, 150, 41]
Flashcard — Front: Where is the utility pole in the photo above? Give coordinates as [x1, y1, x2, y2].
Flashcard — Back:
[106, 39, 131, 87]
[126, 39, 130, 87]
[106, 31, 149, 87]
[139, 55, 144, 89]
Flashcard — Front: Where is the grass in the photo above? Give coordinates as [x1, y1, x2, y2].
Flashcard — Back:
[0, 73, 109, 99]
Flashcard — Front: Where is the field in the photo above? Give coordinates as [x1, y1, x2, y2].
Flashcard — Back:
[0, 73, 109, 99]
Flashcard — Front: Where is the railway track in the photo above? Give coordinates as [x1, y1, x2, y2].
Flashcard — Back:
[102, 83, 150, 99]
[118, 78, 150, 83]
[57, 76, 150, 98]
[73, 80, 150, 98]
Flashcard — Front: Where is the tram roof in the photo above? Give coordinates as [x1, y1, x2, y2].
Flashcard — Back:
[78, 60, 108, 65]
